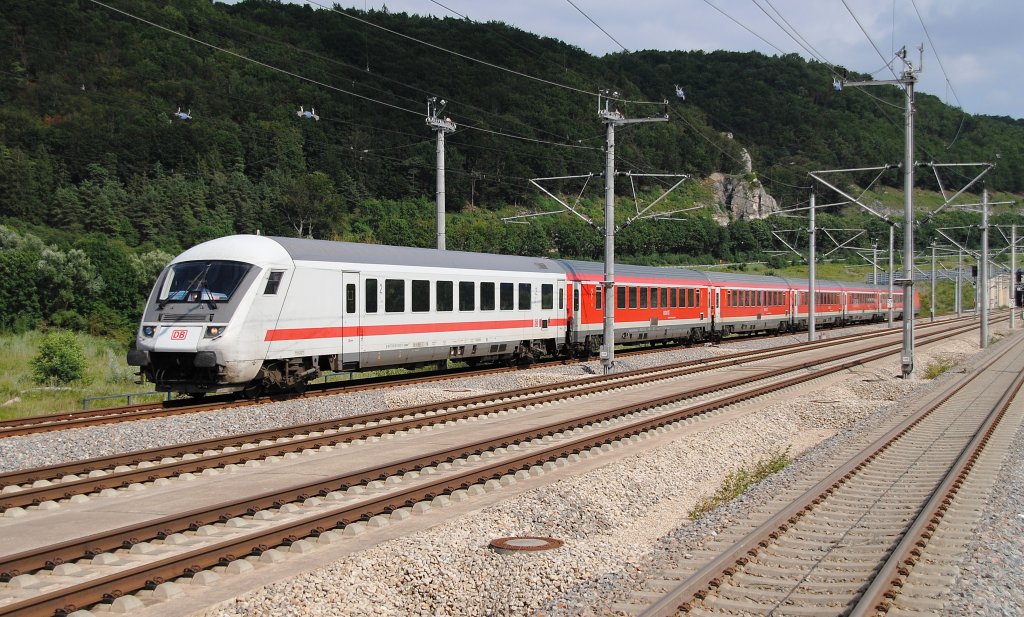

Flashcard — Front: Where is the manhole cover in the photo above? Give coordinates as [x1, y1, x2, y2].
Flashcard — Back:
[488, 536, 563, 554]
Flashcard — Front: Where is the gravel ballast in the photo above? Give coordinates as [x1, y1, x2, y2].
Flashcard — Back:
[3, 321, 1018, 616]
[183, 325, 1019, 617]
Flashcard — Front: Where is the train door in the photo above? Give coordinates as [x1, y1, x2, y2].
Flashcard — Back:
[341, 272, 360, 368]
[571, 281, 582, 343]
[785, 290, 793, 327]
[710, 287, 720, 331]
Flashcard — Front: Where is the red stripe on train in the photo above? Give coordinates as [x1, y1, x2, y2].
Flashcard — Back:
[265, 318, 568, 342]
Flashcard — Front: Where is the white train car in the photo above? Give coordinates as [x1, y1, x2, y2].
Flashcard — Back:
[128, 235, 567, 395]
[129, 235, 917, 396]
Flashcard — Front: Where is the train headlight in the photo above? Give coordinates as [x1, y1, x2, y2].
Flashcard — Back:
[204, 325, 226, 338]
[142, 326, 156, 337]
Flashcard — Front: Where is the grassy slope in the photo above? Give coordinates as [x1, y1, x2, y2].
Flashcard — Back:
[0, 332, 163, 420]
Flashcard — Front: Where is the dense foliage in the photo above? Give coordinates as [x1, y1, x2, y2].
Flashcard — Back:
[31, 330, 88, 385]
[0, 0, 1021, 335]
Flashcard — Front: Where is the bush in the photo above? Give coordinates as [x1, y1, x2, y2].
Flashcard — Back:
[31, 330, 88, 385]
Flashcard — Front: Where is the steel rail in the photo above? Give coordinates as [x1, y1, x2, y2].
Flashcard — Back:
[1, 320, 983, 514]
[849, 342, 1024, 616]
[0, 325, 968, 599]
[0, 315, 969, 439]
[637, 332, 1023, 617]
[2, 318, 965, 496]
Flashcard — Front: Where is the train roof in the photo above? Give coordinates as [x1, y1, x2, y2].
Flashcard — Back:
[179, 237, 898, 294]
[173, 234, 293, 266]
[556, 259, 711, 283]
[269, 236, 564, 274]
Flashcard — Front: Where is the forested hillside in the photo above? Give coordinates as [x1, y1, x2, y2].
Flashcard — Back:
[0, 0, 1021, 336]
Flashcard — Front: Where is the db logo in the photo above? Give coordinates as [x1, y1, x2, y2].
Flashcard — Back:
[171, 329, 188, 340]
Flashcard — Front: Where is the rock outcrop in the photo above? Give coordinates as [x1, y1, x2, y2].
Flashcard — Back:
[706, 172, 779, 224]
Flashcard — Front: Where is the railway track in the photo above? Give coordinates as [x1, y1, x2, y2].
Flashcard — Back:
[0, 317, 968, 440]
[615, 327, 1024, 616]
[0, 318, 993, 616]
[0, 318, 985, 513]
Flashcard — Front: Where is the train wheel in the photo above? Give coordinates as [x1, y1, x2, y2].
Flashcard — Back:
[241, 382, 263, 399]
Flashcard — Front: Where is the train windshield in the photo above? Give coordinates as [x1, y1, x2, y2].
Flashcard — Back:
[160, 260, 252, 305]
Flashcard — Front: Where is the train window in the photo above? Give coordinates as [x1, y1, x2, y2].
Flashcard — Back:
[459, 281, 475, 311]
[500, 283, 514, 310]
[628, 287, 638, 309]
[650, 287, 659, 309]
[481, 282, 495, 311]
[573, 288, 580, 312]
[690, 288, 696, 308]
[542, 284, 553, 310]
[385, 279, 404, 313]
[759, 291, 765, 306]
[365, 279, 377, 313]
[616, 286, 626, 309]
[596, 285, 602, 310]
[670, 288, 677, 308]
[639, 287, 648, 309]
[162, 260, 251, 304]
[518, 283, 531, 310]
[559, 287, 564, 310]
[346, 284, 356, 314]
[412, 280, 430, 312]
[436, 281, 453, 312]
[264, 271, 284, 295]
[661, 288, 668, 308]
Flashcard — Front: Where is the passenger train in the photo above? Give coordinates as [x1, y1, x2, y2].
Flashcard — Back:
[127, 235, 919, 395]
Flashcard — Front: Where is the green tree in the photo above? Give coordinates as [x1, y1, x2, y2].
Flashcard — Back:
[281, 172, 340, 239]
[0, 247, 42, 332]
[36, 245, 103, 322]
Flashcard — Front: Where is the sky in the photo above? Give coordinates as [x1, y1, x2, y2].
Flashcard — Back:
[320, 0, 1022, 120]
